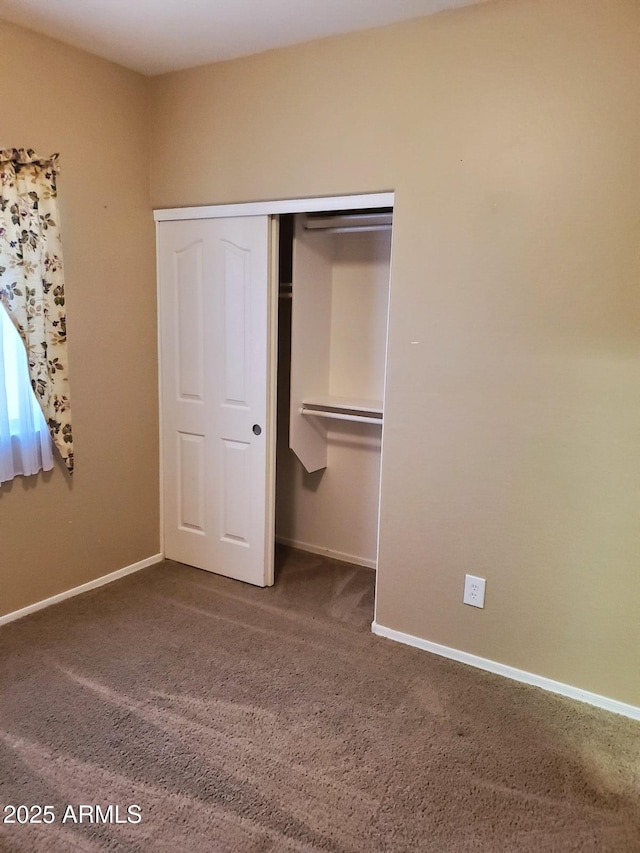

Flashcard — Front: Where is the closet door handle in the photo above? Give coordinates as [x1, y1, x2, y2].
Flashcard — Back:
[252, 424, 262, 436]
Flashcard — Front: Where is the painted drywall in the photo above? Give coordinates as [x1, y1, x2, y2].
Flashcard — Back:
[0, 22, 159, 616]
[150, 0, 640, 706]
[276, 228, 390, 566]
[329, 231, 391, 402]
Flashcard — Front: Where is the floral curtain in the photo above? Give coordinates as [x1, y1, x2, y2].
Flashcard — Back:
[0, 149, 74, 474]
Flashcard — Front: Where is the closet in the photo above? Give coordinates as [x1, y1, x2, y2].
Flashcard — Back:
[155, 193, 393, 586]
[276, 209, 392, 569]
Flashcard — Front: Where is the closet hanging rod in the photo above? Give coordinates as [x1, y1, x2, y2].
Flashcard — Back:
[300, 407, 383, 425]
[304, 211, 392, 233]
[310, 224, 391, 234]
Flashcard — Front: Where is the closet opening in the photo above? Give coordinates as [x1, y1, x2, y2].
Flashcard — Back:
[274, 207, 393, 576]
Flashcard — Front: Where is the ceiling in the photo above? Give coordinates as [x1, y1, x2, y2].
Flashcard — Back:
[0, 0, 487, 76]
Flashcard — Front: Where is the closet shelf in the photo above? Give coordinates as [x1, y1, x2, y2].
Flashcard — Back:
[300, 396, 383, 425]
[304, 211, 392, 234]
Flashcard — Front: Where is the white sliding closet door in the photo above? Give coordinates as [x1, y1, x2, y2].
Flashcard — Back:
[158, 216, 274, 586]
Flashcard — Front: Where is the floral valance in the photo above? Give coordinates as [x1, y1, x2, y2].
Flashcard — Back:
[0, 148, 60, 167]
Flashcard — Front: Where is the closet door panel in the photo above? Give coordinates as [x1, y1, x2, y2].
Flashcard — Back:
[158, 216, 274, 586]
[177, 431, 206, 532]
[221, 438, 251, 543]
[175, 240, 205, 400]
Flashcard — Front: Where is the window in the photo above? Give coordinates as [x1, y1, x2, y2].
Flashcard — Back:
[0, 304, 54, 484]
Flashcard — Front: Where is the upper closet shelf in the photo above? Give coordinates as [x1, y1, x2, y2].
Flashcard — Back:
[300, 396, 383, 425]
[304, 210, 392, 234]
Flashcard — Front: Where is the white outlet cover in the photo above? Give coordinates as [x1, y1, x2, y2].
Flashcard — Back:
[463, 574, 486, 608]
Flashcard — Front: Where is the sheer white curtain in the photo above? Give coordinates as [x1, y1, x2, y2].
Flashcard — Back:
[0, 304, 54, 484]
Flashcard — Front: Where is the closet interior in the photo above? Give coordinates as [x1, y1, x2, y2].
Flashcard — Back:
[275, 208, 392, 570]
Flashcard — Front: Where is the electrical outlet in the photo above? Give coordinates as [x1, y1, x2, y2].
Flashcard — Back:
[463, 574, 486, 608]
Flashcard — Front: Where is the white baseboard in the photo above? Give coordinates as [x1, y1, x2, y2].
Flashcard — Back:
[371, 621, 640, 722]
[0, 554, 163, 627]
[276, 536, 376, 570]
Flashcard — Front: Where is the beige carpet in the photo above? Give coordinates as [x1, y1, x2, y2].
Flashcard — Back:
[0, 547, 638, 852]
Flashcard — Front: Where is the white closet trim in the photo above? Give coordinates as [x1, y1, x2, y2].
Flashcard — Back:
[154, 192, 395, 222]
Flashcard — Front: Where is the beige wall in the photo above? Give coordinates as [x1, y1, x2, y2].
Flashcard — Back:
[1, 22, 159, 615]
[150, 0, 640, 706]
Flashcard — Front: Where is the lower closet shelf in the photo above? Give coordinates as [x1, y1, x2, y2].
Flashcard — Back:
[300, 396, 383, 425]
